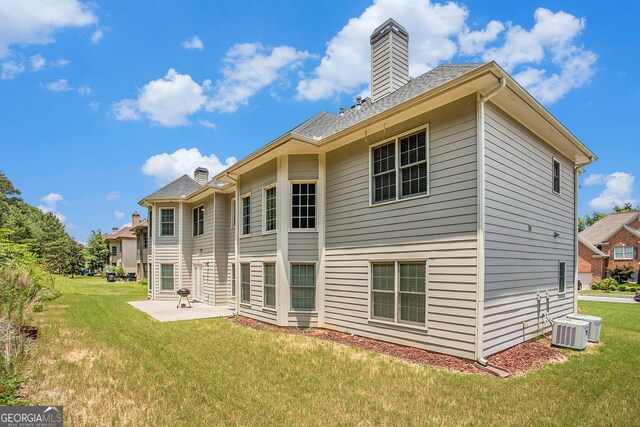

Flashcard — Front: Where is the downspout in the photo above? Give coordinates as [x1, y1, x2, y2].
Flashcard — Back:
[475, 77, 506, 365]
[225, 172, 240, 315]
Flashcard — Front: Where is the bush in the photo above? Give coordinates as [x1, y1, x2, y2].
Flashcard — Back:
[607, 264, 636, 283]
[592, 277, 619, 292]
[627, 285, 639, 292]
[590, 281, 600, 290]
[617, 284, 628, 292]
[139, 278, 148, 287]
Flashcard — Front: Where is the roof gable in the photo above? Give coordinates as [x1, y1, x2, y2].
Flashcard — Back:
[579, 212, 640, 245]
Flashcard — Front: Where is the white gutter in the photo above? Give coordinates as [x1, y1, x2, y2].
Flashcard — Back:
[475, 77, 506, 365]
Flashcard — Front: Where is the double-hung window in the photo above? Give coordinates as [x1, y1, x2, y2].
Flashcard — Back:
[613, 246, 635, 260]
[159, 208, 174, 236]
[193, 205, 204, 236]
[558, 261, 566, 293]
[370, 261, 426, 326]
[552, 158, 561, 194]
[241, 195, 251, 236]
[264, 186, 277, 232]
[160, 264, 174, 291]
[291, 183, 316, 229]
[240, 263, 251, 304]
[263, 263, 276, 309]
[372, 128, 428, 204]
[291, 264, 315, 310]
[111, 246, 117, 256]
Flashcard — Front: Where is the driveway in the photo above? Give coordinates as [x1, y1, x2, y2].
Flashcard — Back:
[128, 300, 235, 322]
[578, 295, 638, 304]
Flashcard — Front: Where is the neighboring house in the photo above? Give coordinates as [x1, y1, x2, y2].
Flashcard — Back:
[139, 19, 596, 362]
[578, 211, 640, 284]
[105, 212, 139, 275]
[131, 218, 149, 282]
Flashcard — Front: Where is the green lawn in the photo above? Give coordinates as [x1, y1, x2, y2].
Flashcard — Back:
[579, 289, 636, 298]
[23, 275, 639, 426]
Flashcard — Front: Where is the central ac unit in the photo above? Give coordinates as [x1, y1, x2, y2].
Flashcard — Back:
[566, 314, 602, 342]
[552, 318, 589, 350]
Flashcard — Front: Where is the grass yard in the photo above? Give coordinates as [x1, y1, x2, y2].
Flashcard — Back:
[23, 275, 640, 426]
[579, 289, 636, 298]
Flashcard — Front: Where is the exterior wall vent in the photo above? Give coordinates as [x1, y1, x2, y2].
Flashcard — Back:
[370, 18, 410, 103]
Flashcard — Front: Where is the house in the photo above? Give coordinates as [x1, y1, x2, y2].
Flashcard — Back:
[578, 211, 640, 284]
[105, 212, 139, 275]
[139, 19, 596, 362]
[130, 218, 149, 281]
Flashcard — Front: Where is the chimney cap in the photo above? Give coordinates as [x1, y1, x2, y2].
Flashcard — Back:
[132, 211, 140, 216]
[194, 167, 209, 174]
[370, 18, 409, 45]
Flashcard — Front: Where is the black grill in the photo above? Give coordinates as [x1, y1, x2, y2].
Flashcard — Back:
[177, 288, 191, 297]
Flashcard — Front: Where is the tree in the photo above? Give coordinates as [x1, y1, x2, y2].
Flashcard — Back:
[578, 211, 606, 232]
[39, 213, 70, 274]
[612, 203, 640, 213]
[0, 172, 21, 200]
[64, 241, 85, 277]
[607, 264, 636, 283]
[84, 230, 109, 273]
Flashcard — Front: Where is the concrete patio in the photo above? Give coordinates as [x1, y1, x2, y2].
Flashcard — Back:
[128, 300, 235, 322]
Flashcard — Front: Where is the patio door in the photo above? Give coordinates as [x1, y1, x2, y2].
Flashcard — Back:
[193, 265, 204, 300]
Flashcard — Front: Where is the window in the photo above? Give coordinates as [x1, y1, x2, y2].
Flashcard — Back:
[111, 246, 117, 256]
[231, 198, 236, 229]
[263, 263, 276, 309]
[231, 264, 237, 296]
[372, 128, 428, 204]
[552, 158, 561, 194]
[240, 263, 250, 304]
[370, 261, 426, 326]
[241, 195, 251, 236]
[558, 262, 566, 293]
[160, 264, 174, 291]
[193, 205, 204, 236]
[291, 183, 316, 229]
[291, 264, 315, 310]
[264, 186, 277, 232]
[143, 234, 148, 248]
[613, 246, 636, 260]
[160, 208, 174, 236]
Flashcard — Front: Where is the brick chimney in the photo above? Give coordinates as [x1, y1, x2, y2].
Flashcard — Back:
[194, 167, 209, 185]
[112, 227, 118, 234]
[370, 19, 409, 102]
[132, 211, 140, 227]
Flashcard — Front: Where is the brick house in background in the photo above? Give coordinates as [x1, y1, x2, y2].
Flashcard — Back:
[578, 211, 640, 284]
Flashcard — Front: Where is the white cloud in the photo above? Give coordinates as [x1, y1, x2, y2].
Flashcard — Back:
[459, 20, 504, 55]
[142, 148, 237, 186]
[296, 0, 468, 101]
[207, 43, 312, 113]
[37, 192, 66, 223]
[198, 120, 216, 130]
[45, 78, 72, 92]
[114, 210, 124, 219]
[105, 191, 120, 201]
[0, 0, 97, 58]
[113, 68, 210, 126]
[181, 35, 204, 50]
[77, 85, 92, 95]
[584, 172, 637, 210]
[30, 54, 46, 71]
[1, 60, 25, 79]
[87, 101, 100, 111]
[90, 28, 104, 44]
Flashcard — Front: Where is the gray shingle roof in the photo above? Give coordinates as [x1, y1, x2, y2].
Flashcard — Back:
[579, 212, 640, 245]
[145, 175, 202, 200]
[578, 235, 608, 257]
[292, 63, 483, 140]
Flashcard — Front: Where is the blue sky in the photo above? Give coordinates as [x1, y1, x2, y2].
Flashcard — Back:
[1, 0, 638, 242]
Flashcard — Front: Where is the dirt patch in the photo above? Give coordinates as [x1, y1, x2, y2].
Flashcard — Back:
[64, 349, 97, 365]
[232, 317, 567, 377]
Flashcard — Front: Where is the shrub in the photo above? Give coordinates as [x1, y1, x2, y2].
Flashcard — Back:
[617, 284, 628, 292]
[607, 264, 636, 283]
[592, 277, 619, 292]
[115, 266, 125, 278]
[590, 281, 600, 290]
[139, 278, 148, 287]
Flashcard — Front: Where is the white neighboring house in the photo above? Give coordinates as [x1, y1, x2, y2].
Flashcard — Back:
[105, 212, 139, 276]
[139, 19, 596, 362]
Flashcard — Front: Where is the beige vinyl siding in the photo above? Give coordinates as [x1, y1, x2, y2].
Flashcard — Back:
[289, 232, 318, 261]
[237, 260, 278, 324]
[289, 154, 319, 180]
[153, 203, 180, 301]
[324, 97, 478, 359]
[191, 196, 215, 304]
[238, 159, 277, 255]
[482, 102, 575, 356]
[213, 193, 230, 306]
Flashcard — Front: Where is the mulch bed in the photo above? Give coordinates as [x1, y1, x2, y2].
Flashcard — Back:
[232, 316, 566, 377]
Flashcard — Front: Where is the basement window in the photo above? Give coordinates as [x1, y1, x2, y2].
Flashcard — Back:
[240, 263, 251, 304]
[291, 264, 315, 311]
[160, 264, 174, 291]
[558, 262, 566, 293]
[263, 263, 276, 309]
[370, 261, 426, 326]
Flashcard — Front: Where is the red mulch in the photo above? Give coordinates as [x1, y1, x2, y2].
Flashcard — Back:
[231, 317, 567, 377]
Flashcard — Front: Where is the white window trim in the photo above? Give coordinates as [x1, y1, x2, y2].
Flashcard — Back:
[558, 261, 567, 294]
[159, 263, 175, 292]
[262, 261, 277, 311]
[367, 259, 428, 330]
[230, 198, 236, 230]
[289, 180, 318, 232]
[192, 204, 205, 237]
[262, 183, 277, 236]
[612, 246, 634, 260]
[369, 124, 430, 207]
[239, 262, 251, 306]
[289, 261, 318, 313]
[159, 207, 175, 237]
[552, 157, 562, 196]
[239, 192, 252, 238]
